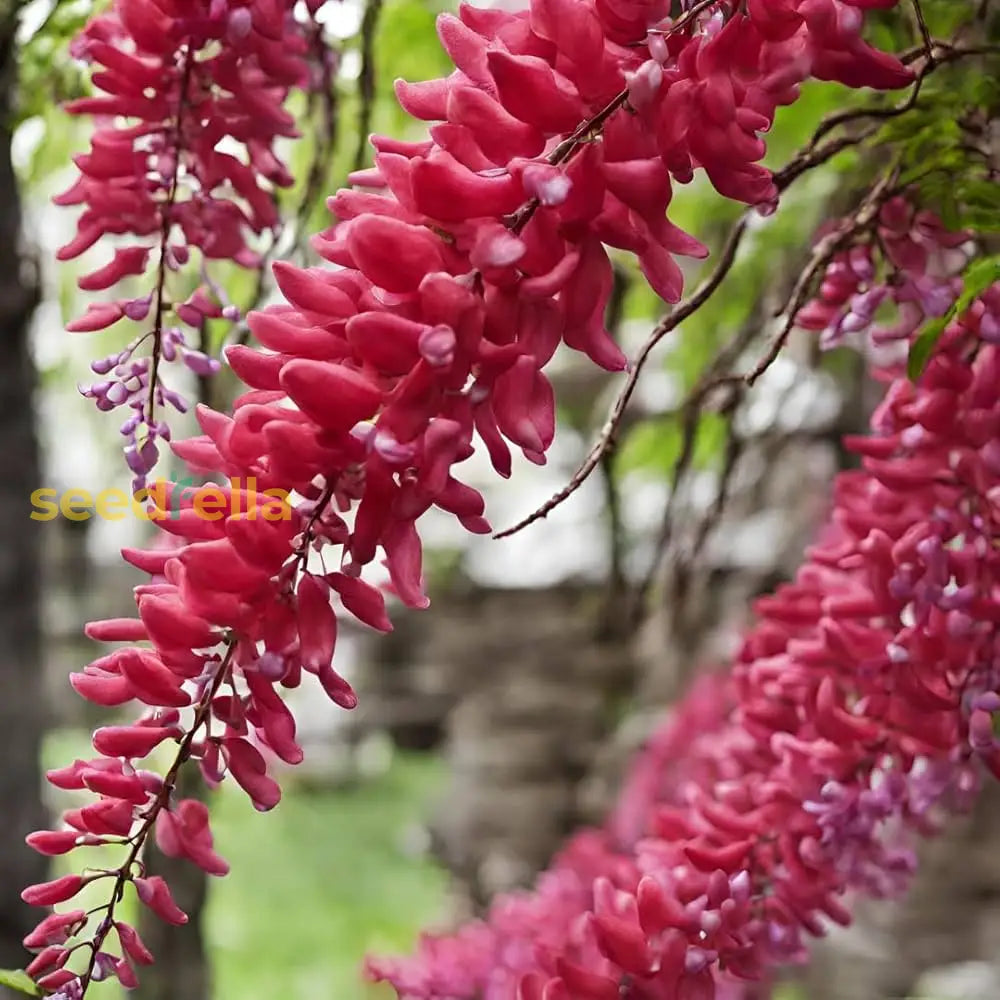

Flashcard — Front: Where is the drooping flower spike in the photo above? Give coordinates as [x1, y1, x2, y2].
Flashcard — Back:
[32, 0, 922, 993]
[59, 0, 312, 489]
[367, 219, 1000, 999]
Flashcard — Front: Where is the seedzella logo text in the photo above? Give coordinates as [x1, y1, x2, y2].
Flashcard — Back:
[30, 476, 291, 522]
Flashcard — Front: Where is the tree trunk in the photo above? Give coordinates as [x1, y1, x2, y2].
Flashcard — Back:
[134, 768, 211, 1000]
[0, 4, 49, 983]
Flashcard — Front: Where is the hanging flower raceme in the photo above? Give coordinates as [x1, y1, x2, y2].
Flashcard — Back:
[796, 196, 972, 348]
[58, 0, 310, 490]
[31, 0, 915, 994]
[366, 242, 1000, 999]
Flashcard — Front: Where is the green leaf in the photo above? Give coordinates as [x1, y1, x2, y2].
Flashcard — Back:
[908, 255, 1000, 381]
[907, 313, 952, 381]
[961, 256, 1000, 304]
[0, 970, 42, 996]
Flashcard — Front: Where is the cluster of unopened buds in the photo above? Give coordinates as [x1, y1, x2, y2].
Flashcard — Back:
[30, 0, 988, 995]
[795, 196, 974, 348]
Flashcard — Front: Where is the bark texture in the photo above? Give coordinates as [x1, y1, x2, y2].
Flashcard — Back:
[134, 768, 211, 1000]
[0, 3, 49, 982]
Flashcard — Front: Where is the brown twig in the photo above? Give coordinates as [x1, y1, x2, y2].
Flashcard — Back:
[911, 0, 934, 62]
[145, 45, 195, 432]
[744, 165, 898, 387]
[628, 166, 895, 604]
[492, 41, 997, 541]
[806, 43, 995, 151]
[493, 217, 749, 539]
[353, 0, 384, 173]
[651, 0, 725, 37]
[505, 0, 719, 236]
[77, 642, 237, 994]
[627, 318, 753, 621]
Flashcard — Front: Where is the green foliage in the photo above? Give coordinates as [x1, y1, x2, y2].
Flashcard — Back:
[908, 254, 1000, 380]
[879, 55, 1000, 232]
[370, 0, 452, 136]
[208, 751, 449, 1000]
[618, 416, 682, 477]
[771, 984, 808, 1000]
[15, 0, 90, 125]
[0, 969, 42, 997]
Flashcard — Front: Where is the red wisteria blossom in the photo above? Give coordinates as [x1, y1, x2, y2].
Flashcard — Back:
[367, 209, 1000, 1000]
[30, 0, 934, 995]
[59, 0, 312, 489]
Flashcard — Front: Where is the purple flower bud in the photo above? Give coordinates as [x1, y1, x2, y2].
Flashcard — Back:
[886, 642, 909, 663]
[980, 310, 1000, 342]
[947, 610, 973, 637]
[175, 303, 203, 327]
[684, 947, 716, 975]
[969, 709, 995, 751]
[139, 437, 159, 470]
[373, 430, 416, 465]
[91, 356, 116, 375]
[161, 387, 189, 413]
[940, 584, 975, 611]
[87, 380, 111, 398]
[820, 780, 845, 800]
[125, 445, 147, 476]
[973, 692, 1000, 713]
[647, 31, 668, 64]
[900, 424, 925, 449]
[728, 870, 751, 903]
[471, 227, 525, 270]
[849, 287, 887, 321]
[91, 953, 117, 983]
[106, 381, 130, 406]
[182, 350, 222, 377]
[255, 652, 287, 681]
[848, 245, 875, 281]
[419, 324, 456, 367]
[227, 5, 252, 40]
[222, 304, 241, 321]
[626, 59, 663, 111]
[522, 164, 572, 207]
[917, 277, 956, 318]
[124, 295, 152, 321]
[350, 421, 376, 445]
[838, 311, 869, 335]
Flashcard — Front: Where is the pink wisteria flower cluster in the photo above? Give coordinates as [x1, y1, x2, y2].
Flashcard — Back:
[23, 0, 935, 995]
[59, 0, 312, 491]
[796, 196, 974, 348]
[367, 244, 1000, 998]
